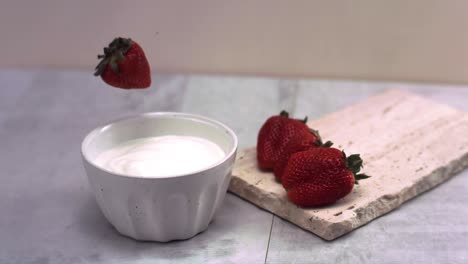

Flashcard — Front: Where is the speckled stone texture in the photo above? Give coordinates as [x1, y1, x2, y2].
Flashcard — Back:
[229, 89, 468, 240]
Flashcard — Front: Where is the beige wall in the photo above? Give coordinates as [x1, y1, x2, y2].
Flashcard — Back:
[1, 0, 468, 83]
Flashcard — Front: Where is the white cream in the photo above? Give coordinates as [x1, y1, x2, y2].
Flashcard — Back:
[95, 136, 225, 177]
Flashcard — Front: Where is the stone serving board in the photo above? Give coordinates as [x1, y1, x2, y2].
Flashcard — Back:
[228, 89, 468, 241]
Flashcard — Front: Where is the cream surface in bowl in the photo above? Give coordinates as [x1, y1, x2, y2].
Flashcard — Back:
[81, 112, 238, 242]
[94, 135, 226, 177]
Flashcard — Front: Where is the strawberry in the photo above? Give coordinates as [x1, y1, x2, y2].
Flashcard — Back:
[272, 130, 332, 182]
[257, 111, 309, 170]
[282, 147, 370, 207]
[94, 37, 151, 89]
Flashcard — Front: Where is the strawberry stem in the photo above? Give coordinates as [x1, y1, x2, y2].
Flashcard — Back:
[94, 37, 132, 76]
[310, 128, 333, 148]
[278, 110, 309, 124]
[298, 116, 308, 124]
[279, 110, 289, 118]
[278, 110, 333, 147]
[342, 151, 371, 184]
[313, 139, 334, 148]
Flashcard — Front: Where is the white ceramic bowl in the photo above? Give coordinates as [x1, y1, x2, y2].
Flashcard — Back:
[81, 112, 238, 242]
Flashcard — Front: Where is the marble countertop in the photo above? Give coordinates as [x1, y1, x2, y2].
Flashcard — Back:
[1, 69, 467, 264]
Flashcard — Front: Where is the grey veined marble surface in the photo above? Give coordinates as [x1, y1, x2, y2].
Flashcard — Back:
[1, 69, 468, 264]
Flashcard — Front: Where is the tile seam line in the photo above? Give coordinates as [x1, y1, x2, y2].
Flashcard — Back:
[264, 215, 274, 264]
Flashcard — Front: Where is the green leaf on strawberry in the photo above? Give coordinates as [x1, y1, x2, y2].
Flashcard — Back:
[94, 37, 151, 89]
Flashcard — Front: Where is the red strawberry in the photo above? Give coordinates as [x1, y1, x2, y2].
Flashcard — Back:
[94, 37, 151, 89]
[273, 130, 332, 182]
[282, 148, 370, 207]
[257, 111, 309, 170]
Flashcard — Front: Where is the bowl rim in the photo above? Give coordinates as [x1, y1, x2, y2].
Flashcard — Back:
[81, 112, 238, 179]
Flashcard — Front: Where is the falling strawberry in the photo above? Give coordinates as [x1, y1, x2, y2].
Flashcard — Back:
[273, 130, 332, 182]
[282, 147, 370, 207]
[94, 37, 151, 89]
[257, 111, 310, 170]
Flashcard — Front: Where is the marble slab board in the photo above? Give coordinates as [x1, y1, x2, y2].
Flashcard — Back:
[229, 89, 468, 241]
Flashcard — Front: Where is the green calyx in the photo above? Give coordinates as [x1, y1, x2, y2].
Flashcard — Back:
[279, 110, 308, 124]
[279, 110, 289, 118]
[342, 151, 371, 184]
[310, 128, 333, 148]
[278, 110, 333, 148]
[94, 37, 132, 76]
